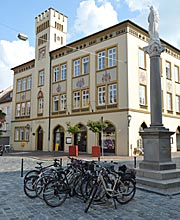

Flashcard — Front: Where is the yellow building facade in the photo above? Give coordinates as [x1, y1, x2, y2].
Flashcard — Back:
[11, 8, 180, 156]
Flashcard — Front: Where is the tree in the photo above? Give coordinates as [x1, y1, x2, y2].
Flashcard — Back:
[87, 119, 108, 146]
[65, 121, 80, 145]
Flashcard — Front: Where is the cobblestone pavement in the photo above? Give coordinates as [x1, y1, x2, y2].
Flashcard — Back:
[1, 155, 180, 220]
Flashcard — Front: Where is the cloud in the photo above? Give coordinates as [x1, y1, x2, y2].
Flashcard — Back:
[124, 0, 158, 11]
[0, 40, 34, 91]
[74, 0, 118, 37]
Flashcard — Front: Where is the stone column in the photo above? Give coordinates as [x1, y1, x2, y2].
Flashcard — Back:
[144, 41, 165, 127]
[139, 41, 176, 170]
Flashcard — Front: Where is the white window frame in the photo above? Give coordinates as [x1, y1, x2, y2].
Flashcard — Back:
[61, 64, 66, 80]
[82, 57, 89, 75]
[54, 67, 59, 82]
[108, 48, 116, 67]
[166, 61, 171, 79]
[17, 80, 21, 92]
[98, 51, 105, 70]
[139, 85, 146, 105]
[176, 95, 180, 113]
[22, 78, 26, 91]
[53, 96, 59, 112]
[108, 84, 117, 104]
[73, 59, 80, 77]
[16, 104, 21, 117]
[21, 103, 26, 116]
[167, 93, 172, 111]
[60, 94, 66, 111]
[27, 76, 32, 90]
[82, 89, 89, 107]
[15, 128, 19, 141]
[39, 70, 45, 86]
[20, 128, 24, 141]
[73, 91, 80, 108]
[174, 66, 179, 82]
[98, 86, 106, 105]
[138, 49, 145, 69]
[26, 102, 31, 116]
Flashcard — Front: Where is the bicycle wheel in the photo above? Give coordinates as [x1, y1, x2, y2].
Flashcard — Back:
[35, 175, 53, 199]
[115, 178, 136, 204]
[84, 184, 98, 213]
[81, 175, 91, 201]
[73, 173, 84, 198]
[24, 170, 40, 184]
[43, 179, 68, 207]
[85, 176, 106, 202]
[24, 174, 39, 198]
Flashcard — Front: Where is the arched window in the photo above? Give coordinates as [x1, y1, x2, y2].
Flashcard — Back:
[37, 90, 44, 115]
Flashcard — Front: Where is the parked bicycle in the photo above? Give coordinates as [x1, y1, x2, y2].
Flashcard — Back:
[23, 157, 136, 212]
[84, 162, 136, 213]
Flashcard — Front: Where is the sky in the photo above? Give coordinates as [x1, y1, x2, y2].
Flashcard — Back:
[0, 0, 180, 91]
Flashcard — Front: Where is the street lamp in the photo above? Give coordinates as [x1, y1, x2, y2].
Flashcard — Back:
[26, 124, 30, 130]
[128, 114, 132, 127]
[17, 33, 28, 41]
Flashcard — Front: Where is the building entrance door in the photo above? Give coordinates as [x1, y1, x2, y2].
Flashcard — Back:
[37, 126, 43, 151]
[74, 124, 87, 152]
[54, 126, 64, 151]
[176, 126, 180, 151]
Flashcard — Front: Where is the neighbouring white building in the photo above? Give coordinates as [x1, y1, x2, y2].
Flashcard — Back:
[0, 86, 13, 146]
[11, 8, 180, 156]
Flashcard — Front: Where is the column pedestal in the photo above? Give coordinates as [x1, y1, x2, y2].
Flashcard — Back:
[136, 127, 180, 195]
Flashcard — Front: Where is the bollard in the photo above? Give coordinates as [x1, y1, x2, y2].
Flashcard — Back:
[21, 158, 24, 177]
[134, 156, 136, 168]
[60, 158, 62, 167]
[98, 157, 100, 162]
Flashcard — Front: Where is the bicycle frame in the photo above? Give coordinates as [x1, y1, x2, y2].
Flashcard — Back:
[97, 170, 124, 198]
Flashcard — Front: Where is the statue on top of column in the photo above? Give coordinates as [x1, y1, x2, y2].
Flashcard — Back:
[148, 6, 160, 42]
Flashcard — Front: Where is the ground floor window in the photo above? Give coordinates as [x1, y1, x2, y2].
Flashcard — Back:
[99, 122, 115, 154]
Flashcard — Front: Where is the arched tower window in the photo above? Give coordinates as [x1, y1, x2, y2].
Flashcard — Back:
[37, 90, 44, 115]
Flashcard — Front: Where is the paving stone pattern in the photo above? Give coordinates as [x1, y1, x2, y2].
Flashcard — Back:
[0, 156, 180, 220]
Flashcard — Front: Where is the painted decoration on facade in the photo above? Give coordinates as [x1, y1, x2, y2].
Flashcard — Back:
[139, 70, 147, 84]
[76, 78, 85, 88]
[73, 75, 88, 90]
[96, 68, 116, 85]
[102, 71, 111, 83]
[52, 82, 66, 94]
[56, 84, 61, 93]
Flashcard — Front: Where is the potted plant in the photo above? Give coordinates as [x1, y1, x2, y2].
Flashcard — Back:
[65, 121, 80, 156]
[87, 120, 107, 157]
